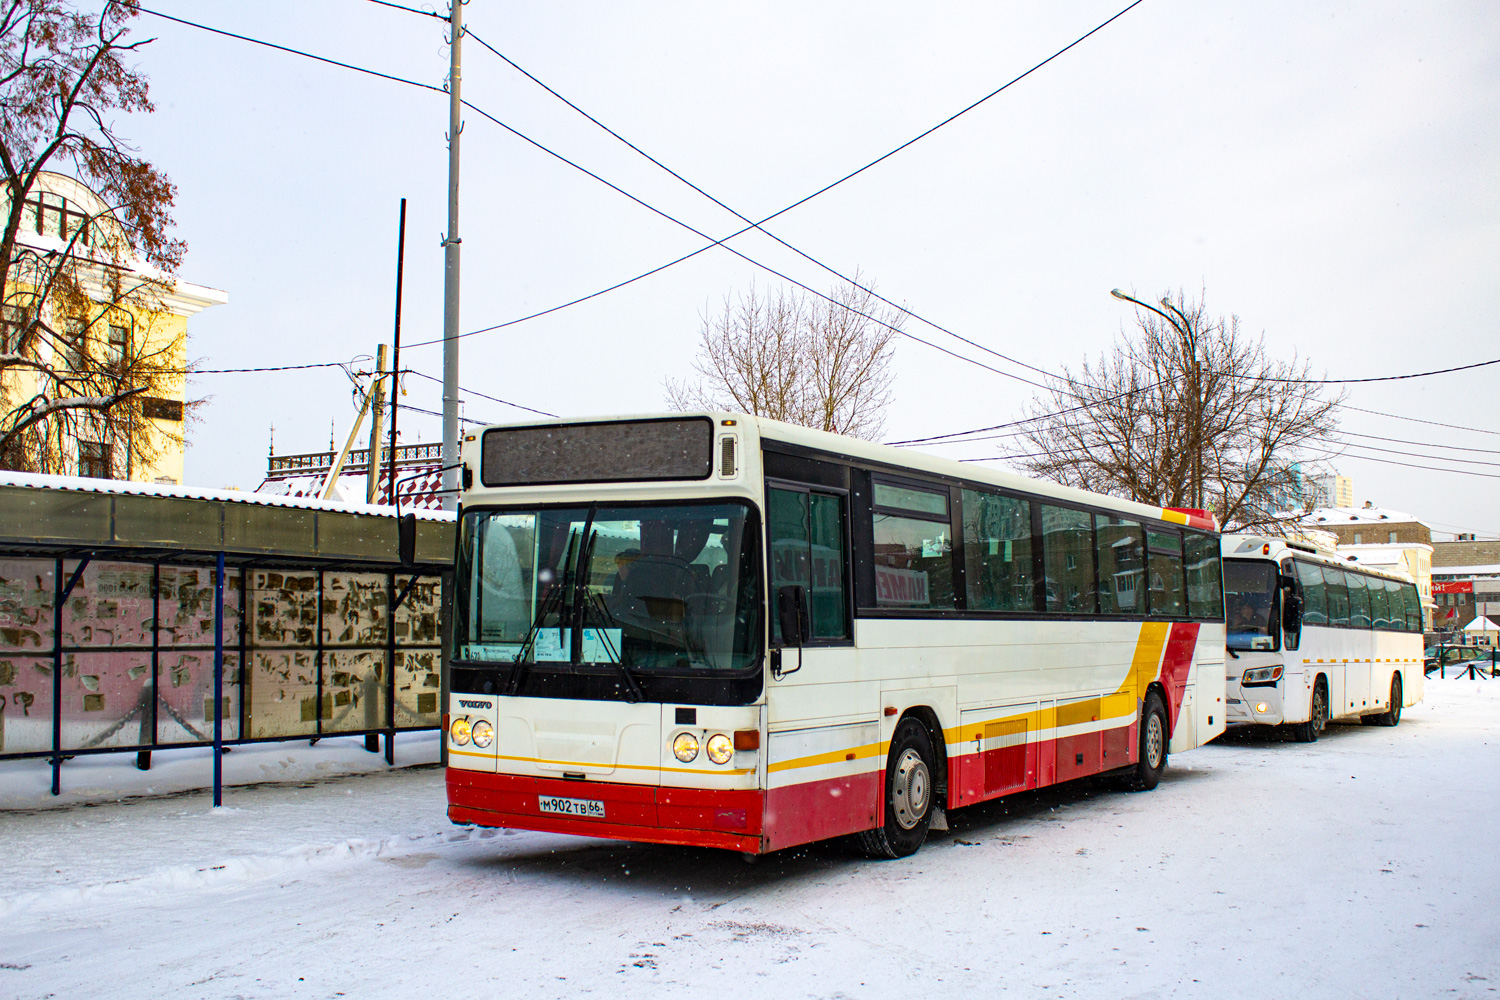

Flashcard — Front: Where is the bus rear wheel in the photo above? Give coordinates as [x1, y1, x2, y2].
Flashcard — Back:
[1119, 691, 1168, 792]
[1365, 674, 1403, 727]
[858, 717, 936, 859]
[1291, 679, 1328, 743]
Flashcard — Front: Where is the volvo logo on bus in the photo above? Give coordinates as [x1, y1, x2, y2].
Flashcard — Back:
[458, 699, 492, 710]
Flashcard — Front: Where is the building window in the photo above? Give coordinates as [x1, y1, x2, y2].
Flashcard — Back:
[22, 191, 91, 245]
[0, 304, 27, 352]
[78, 440, 110, 479]
[1353, 532, 1362, 544]
[1388, 531, 1397, 543]
[106, 324, 130, 364]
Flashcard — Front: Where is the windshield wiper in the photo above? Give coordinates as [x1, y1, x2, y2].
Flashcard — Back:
[508, 528, 580, 696]
[572, 527, 646, 703]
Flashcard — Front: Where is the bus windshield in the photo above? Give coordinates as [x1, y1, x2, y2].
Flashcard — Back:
[1224, 559, 1279, 650]
[456, 501, 761, 673]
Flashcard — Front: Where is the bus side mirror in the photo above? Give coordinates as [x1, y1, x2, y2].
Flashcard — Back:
[398, 513, 417, 567]
[1283, 590, 1303, 631]
[777, 585, 809, 647]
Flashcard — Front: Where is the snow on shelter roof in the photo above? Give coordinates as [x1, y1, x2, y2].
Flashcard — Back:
[0, 471, 454, 566]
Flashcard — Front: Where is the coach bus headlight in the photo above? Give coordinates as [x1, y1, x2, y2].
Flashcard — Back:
[471, 719, 493, 749]
[450, 716, 472, 746]
[705, 733, 734, 765]
[672, 732, 700, 763]
[1241, 666, 1283, 686]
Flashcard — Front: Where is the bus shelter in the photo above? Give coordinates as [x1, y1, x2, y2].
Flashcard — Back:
[0, 472, 454, 800]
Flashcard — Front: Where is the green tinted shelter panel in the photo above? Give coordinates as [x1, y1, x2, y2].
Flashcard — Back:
[0, 488, 111, 543]
[416, 520, 455, 565]
[316, 512, 389, 561]
[223, 504, 315, 555]
[112, 495, 222, 549]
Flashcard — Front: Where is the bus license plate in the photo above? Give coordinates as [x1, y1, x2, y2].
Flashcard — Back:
[538, 795, 606, 819]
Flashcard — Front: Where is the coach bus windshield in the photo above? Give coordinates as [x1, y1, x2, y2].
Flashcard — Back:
[455, 502, 761, 674]
[1223, 559, 1279, 651]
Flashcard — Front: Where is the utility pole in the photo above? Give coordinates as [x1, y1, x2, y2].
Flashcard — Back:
[365, 344, 389, 504]
[439, 0, 463, 511]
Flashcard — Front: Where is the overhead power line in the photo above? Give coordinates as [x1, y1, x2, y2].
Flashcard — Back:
[1338, 403, 1500, 438]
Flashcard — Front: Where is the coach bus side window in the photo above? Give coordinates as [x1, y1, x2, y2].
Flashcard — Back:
[1388, 579, 1409, 630]
[1095, 515, 1144, 614]
[1294, 561, 1328, 625]
[1347, 571, 1371, 629]
[961, 488, 1032, 611]
[1402, 583, 1423, 631]
[1146, 529, 1186, 617]
[1323, 566, 1350, 626]
[1183, 531, 1223, 619]
[768, 487, 850, 643]
[1040, 504, 1095, 613]
[872, 481, 955, 610]
[1367, 575, 1391, 629]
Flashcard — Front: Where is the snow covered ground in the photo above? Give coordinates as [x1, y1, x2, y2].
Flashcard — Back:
[1, 678, 1497, 1000]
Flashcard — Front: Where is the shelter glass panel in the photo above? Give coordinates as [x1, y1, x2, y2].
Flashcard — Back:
[59, 650, 152, 751]
[394, 648, 441, 727]
[159, 565, 242, 647]
[0, 557, 54, 654]
[61, 561, 154, 649]
[223, 504, 315, 554]
[393, 577, 442, 645]
[0, 657, 52, 753]
[318, 512, 390, 560]
[248, 570, 320, 647]
[322, 572, 389, 646]
[321, 648, 386, 733]
[1095, 516, 1144, 615]
[157, 650, 242, 743]
[961, 489, 1033, 612]
[245, 648, 319, 739]
[0, 490, 110, 543]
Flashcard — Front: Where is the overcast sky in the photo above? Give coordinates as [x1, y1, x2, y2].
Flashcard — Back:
[119, 1, 1499, 538]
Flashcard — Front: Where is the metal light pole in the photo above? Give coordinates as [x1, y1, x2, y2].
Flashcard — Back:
[440, 0, 464, 511]
[1111, 289, 1204, 510]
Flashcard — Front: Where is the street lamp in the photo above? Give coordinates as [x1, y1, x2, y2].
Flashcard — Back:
[1110, 288, 1204, 510]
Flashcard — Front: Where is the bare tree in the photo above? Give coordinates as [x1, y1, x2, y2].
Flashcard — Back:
[1009, 289, 1342, 530]
[0, 0, 187, 476]
[665, 276, 899, 439]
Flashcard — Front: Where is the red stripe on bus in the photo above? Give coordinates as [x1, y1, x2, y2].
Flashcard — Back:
[1160, 622, 1201, 735]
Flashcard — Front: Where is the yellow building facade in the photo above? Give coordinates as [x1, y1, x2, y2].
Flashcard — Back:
[0, 172, 226, 485]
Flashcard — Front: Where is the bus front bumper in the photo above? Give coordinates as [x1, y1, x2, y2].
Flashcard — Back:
[447, 769, 766, 853]
[1226, 685, 1284, 725]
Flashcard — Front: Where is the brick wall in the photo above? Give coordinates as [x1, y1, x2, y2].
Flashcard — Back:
[1432, 540, 1500, 568]
[1322, 521, 1432, 546]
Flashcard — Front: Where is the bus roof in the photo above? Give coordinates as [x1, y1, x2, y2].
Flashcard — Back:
[1221, 532, 1415, 585]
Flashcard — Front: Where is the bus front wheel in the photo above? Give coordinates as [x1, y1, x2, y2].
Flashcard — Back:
[1120, 691, 1168, 792]
[858, 717, 935, 859]
[1291, 679, 1328, 743]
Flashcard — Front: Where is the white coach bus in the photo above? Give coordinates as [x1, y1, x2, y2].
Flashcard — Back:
[443, 414, 1227, 858]
[1221, 535, 1424, 741]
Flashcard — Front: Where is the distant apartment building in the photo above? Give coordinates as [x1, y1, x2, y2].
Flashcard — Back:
[1304, 472, 1353, 510]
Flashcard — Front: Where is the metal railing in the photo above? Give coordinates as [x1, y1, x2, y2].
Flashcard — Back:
[268, 442, 444, 476]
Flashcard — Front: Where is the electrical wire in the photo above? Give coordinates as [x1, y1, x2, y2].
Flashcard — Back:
[190, 361, 353, 374]
[1338, 403, 1500, 438]
[401, 369, 557, 418]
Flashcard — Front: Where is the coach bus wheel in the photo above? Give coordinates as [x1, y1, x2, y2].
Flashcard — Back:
[858, 717, 936, 859]
[1291, 679, 1328, 743]
[1369, 674, 1403, 727]
[1121, 691, 1168, 792]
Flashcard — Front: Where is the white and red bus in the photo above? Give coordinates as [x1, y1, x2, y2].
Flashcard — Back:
[1221, 534, 1423, 740]
[444, 414, 1226, 857]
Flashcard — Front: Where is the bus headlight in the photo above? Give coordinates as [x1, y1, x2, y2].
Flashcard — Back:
[450, 717, 472, 746]
[471, 719, 493, 749]
[672, 732, 699, 763]
[705, 733, 734, 765]
[1241, 666, 1283, 686]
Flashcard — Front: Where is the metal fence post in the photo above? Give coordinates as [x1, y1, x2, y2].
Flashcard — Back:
[50, 557, 62, 796]
[213, 550, 225, 807]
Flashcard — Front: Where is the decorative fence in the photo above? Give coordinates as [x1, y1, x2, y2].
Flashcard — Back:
[0, 474, 455, 797]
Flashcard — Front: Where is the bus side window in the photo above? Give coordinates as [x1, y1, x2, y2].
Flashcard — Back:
[1403, 583, 1423, 631]
[1367, 576, 1391, 629]
[1095, 515, 1144, 615]
[1323, 567, 1350, 626]
[1040, 504, 1095, 613]
[961, 488, 1032, 612]
[768, 486, 850, 643]
[871, 481, 955, 611]
[1295, 561, 1328, 625]
[1347, 572, 1371, 629]
[1146, 528, 1186, 617]
[1382, 579, 1403, 631]
[1184, 531, 1222, 619]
